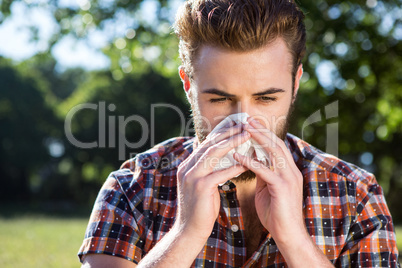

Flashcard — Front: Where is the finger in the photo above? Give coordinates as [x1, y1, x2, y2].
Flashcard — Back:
[244, 126, 289, 171]
[206, 164, 248, 187]
[207, 122, 243, 146]
[246, 128, 298, 176]
[183, 124, 244, 172]
[195, 123, 243, 157]
[245, 125, 282, 155]
[180, 123, 242, 172]
[243, 125, 301, 183]
[233, 152, 276, 186]
[244, 121, 296, 169]
[245, 119, 282, 149]
[209, 117, 236, 135]
[247, 117, 289, 153]
[193, 130, 251, 175]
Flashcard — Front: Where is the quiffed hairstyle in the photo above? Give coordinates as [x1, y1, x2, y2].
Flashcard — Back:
[174, 0, 306, 81]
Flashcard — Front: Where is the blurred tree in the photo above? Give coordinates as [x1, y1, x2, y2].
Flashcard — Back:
[292, 0, 402, 220]
[53, 67, 188, 204]
[0, 57, 59, 201]
[0, 0, 401, 221]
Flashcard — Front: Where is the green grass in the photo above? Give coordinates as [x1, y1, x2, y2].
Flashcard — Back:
[396, 225, 402, 261]
[0, 216, 88, 268]
[0, 215, 400, 267]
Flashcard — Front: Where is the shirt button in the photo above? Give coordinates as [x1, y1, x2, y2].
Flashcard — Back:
[231, 224, 239, 232]
[222, 185, 230, 191]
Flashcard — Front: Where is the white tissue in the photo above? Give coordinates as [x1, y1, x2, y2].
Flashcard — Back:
[210, 113, 269, 172]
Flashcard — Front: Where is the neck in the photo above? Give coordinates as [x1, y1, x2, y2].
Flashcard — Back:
[233, 178, 257, 204]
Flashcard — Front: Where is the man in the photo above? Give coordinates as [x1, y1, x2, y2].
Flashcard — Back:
[78, 0, 400, 267]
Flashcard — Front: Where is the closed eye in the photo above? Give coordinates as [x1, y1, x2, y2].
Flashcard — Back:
[209, 97, 232, 103]
[256, 96, 276, 102]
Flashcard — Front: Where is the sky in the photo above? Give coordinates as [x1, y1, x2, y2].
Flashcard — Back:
[0, 0, 183, 71]
[0, 0, 109, 70]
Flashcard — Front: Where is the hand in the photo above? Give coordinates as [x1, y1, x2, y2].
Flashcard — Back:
[137, 123, 251, 268]
[175, 122, 250, 241]
[233, 118, 306, 246]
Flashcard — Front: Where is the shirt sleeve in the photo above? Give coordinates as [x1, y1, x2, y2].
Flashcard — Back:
[336, 178, 400, 267]
[77, 170, 144, 264]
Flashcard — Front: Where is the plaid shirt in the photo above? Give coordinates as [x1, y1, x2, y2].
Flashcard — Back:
[78, 134, 400, 267]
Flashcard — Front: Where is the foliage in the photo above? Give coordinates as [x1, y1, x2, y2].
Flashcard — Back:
[0, 0, 401, 222]
[0, 58, 59, 200]
[293, 0, 402, 220]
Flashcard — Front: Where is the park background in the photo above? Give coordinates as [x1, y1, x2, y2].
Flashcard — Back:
[0, 0, 401, 266]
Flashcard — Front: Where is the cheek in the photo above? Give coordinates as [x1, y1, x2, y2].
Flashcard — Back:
[192, 99, 219, 130]
[278, 97, 294, 114]
[254, 98, 293, 128]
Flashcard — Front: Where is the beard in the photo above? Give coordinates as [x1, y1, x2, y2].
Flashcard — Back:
[189, 95, 296, 183]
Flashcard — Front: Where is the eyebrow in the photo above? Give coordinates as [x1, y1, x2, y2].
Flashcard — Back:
[201, 89, 235, 97]
[201, 88, 285, 97]
[252, 88, 285, 96]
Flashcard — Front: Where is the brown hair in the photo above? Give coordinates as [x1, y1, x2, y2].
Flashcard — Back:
[174, 0, 306, 81]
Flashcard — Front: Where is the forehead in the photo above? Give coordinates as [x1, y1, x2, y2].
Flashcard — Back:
[192, 38, 294, 91]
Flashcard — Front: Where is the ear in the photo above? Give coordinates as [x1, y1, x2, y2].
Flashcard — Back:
[179, 66, 191, 93]
[292, 64, 303, 101]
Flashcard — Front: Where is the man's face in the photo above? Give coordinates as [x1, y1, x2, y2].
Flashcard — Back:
[187, 37, 302, 143]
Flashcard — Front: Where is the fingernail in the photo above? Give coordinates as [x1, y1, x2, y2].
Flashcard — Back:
[248, 117, 260, 125]
[244, 122, 253, 129]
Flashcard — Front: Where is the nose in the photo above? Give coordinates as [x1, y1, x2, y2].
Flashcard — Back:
[230, 100, 266, 127]
[231, 100, 251, 115]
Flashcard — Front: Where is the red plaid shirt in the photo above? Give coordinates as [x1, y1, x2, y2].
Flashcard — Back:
[78, 134, 400, 267]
